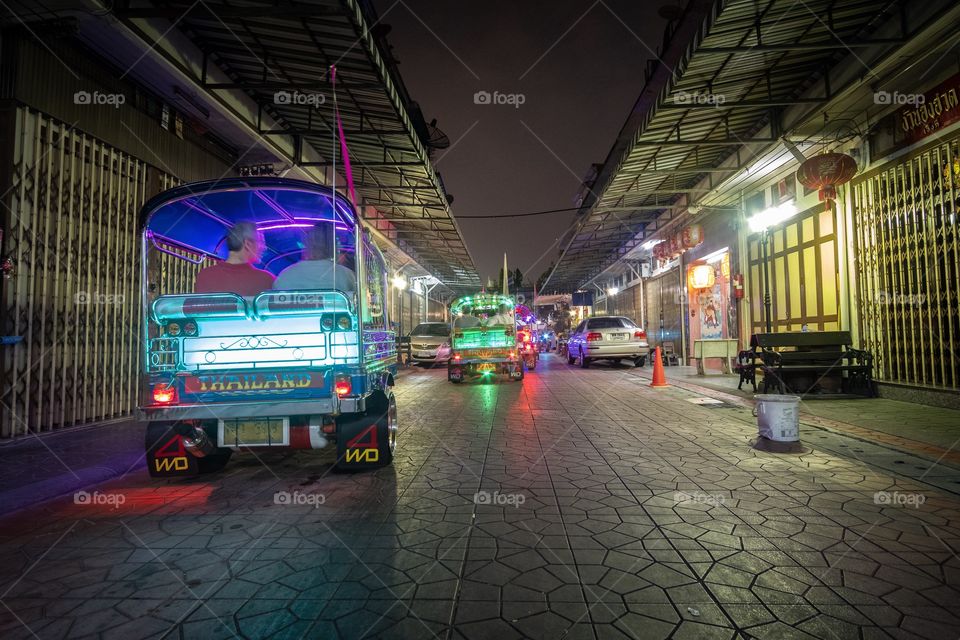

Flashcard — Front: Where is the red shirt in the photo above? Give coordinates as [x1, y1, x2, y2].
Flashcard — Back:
[194, 262, 275, 297]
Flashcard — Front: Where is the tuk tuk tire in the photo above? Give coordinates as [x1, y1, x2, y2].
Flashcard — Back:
[579, 349, 590, 368]
[335, 392, 397, 472]
[198, 450, 233, 474]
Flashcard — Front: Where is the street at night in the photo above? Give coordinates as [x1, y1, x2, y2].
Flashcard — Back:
[2, 0, 960, 639]
[2, 356, 960, 639]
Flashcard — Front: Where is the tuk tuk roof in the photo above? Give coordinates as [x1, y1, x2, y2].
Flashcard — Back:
[449, 294, 515, 315]
[140, 178, 358, 275]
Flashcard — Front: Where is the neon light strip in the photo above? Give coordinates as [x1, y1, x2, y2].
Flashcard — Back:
[258, 220, 351, 231]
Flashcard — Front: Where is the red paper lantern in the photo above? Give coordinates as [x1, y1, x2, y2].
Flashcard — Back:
[668, 235, 681, 256]
[796, 152, 858, 203]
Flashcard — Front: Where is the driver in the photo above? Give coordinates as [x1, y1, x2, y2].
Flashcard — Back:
[273, 223, 356, 293]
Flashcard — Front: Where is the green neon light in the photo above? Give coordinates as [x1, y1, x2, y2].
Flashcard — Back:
[450, 293, 515, 316]
[453, 328, 513, 349]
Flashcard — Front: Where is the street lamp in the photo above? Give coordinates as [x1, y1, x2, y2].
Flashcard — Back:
[607, 286, 619, 296]
[391, 275, 408, 289]
[747, 202, 797, 333]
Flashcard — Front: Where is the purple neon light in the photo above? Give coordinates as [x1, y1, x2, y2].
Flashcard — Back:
[258, 219, 350, 231]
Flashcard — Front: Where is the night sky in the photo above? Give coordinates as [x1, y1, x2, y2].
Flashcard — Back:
[372, 1, 671, 286]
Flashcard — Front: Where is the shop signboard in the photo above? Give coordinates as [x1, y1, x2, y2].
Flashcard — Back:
[888, 72, 960, 149]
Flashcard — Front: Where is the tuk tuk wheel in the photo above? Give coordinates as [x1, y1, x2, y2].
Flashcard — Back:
[335, 392, 397, 471]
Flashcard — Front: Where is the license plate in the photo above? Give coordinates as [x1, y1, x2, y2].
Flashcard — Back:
[611, 333, 628, 340]
[219, 418, 289, 447]
[416, 351, 433, 357]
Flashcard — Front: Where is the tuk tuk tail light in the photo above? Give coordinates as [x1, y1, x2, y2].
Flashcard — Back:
[337, 316, 352, 330]
[166, 322, 181, 337]
[321, 316, 335, 331]
[334, 375, 352, 397]
[183, 321, 198, 336]
[452, 353, 461, 362]
[586, 332, 603, 342]
[152, 383, 177, 405]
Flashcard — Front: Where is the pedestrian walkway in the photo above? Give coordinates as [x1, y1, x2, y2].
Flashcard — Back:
[635, 362, 960, 467]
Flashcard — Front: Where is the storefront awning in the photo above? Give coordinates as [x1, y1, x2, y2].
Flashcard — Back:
[543, 0, 910, 292]
[115, 0, 480, 291]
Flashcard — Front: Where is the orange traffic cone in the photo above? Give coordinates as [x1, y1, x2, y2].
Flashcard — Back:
[650, 346, 669, 388]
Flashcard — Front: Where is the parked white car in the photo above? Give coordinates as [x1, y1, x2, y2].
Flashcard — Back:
[567, 316, 650, 368]
[407, 322, 453, 365]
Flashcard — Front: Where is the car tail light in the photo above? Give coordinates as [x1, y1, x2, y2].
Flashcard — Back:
[586, 332, 603, 342]
[453, 353, 462, 362]
[634, 330, 647, 340]
[334, 375, 352, 396]
[152, 383, 177, 404]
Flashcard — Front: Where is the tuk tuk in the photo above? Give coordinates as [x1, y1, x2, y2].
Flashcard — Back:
[139, 177, 398, 477]
[447, 294, 523, 382]
[514, 304, 538, 371]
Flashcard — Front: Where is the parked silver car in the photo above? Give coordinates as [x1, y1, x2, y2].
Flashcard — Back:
[567, 316, 650, 368]
[407, 322, 453, 365]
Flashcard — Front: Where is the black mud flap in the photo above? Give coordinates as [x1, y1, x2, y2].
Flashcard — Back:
[146, 423, 199, 478]
[335, 394, 396, 471]
[146, 423, 232, 478]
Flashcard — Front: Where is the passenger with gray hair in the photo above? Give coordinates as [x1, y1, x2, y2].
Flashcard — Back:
[273, 222, 355, 293]
[194, 221, 275, 296]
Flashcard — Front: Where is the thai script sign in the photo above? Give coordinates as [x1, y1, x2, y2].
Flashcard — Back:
[897, 74, 960, 145]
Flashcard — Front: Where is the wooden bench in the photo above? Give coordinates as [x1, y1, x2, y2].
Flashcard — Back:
[747, 331, 874, 397]
[692, 339, 740, 375]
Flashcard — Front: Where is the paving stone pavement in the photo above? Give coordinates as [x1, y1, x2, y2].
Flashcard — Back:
[0, 354, 958, 639]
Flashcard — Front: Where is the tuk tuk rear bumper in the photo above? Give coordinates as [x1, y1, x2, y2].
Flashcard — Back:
[138, 396, 365, 421]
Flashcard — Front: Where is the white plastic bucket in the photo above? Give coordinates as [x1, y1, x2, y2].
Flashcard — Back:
[753, 394, 800, 442]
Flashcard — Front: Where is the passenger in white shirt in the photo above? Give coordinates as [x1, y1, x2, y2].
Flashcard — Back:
[483, 304, 514, 327]
[273, 223, 356, 293]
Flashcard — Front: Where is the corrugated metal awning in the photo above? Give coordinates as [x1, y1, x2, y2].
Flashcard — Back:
[543, 0, 908, 292]
[117, 0, 480, 291]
